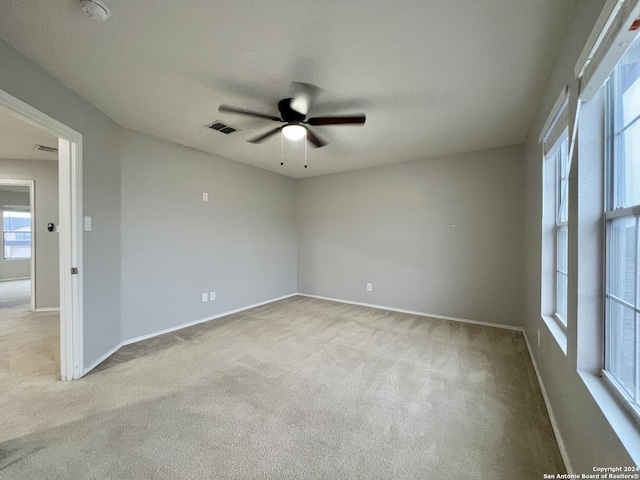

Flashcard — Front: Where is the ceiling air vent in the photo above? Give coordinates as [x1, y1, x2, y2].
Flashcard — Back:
[34, 144, 58, 153]
[207, 121, 238, 134]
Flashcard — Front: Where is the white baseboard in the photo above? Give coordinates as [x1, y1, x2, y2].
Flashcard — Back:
[82, 293, 297, 376]
[296, 293, 522, 331]
[522, 330, 573, 474]
[122, 293, 297, 346]
[34, 307, 60, 313]
[82, 341, 123, 376]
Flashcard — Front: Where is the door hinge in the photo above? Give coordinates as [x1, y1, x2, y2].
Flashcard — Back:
[71, 267, 78, 275]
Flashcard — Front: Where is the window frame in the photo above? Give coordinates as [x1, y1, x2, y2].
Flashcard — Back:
[554, 137, 570, 328]
[543, 129, 570, 334]
[603, 56, 640, 424]
[2, 210, 32, 260]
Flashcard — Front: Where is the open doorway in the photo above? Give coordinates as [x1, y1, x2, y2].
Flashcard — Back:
[0, 89, 83, 380]
[0, 177, 59, 380]
[0, 182, 34, 309]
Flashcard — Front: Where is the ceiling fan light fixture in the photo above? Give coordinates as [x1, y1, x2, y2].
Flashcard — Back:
[282, 124, 306, 141]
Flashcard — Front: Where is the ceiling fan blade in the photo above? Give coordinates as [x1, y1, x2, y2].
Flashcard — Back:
[304, 126, 327, 148]
[307, 114, 366, 126]
[218, 104, 281, 121]
[289, 82, 321, 116]
[248, 126, 283, 143]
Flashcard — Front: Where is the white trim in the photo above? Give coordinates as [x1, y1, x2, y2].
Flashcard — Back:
[541, 314, 568, 355]
[34, 307, 60, 313]
[575, 0, 624, 79]
[602, 370, 640, 425]
[123, 293, 297, 345]
[82, 293, 297, 375]
[70, 139, 83, 380]
[522, 330, 573, 474]
[539, 85, 569, 143]
[58, 139, 79, 379]
[0, 89, 84, 381]
[28, 180, 35, 312]
[578, 0, 640, 102]
[0, 276, 29, 282]
[568, 96, 580, 172]
[0, 179, 35, 310]
[0, 89, 82, 141]
[606, 204, 640, 219]
[297, 293, 522, 331]
[579, 372, 640, 464]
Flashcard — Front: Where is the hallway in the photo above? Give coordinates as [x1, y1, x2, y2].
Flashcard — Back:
[0, 279, 59, 385]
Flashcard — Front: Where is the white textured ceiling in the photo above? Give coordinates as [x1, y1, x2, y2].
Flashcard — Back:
[0, 109, 58, 161]
[0, 1, 574, 178]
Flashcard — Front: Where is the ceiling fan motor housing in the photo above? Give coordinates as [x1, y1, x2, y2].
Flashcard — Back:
[278, 98, 305, 123]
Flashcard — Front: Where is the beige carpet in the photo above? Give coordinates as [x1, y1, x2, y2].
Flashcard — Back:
[0, 278, 31, 309]
[0, 279, 59, 387]
[0, 295, 564, 479]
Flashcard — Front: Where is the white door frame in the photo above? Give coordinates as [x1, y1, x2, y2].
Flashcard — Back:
[0, 89, 83, 380]
[0, 179, 36, 311]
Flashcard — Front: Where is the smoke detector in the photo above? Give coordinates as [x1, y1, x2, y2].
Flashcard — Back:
[79, 0, 111, 22]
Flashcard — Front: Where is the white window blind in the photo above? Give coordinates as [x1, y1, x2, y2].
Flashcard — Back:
[540, 86, 569, 155]
[577, 0, 640, 102]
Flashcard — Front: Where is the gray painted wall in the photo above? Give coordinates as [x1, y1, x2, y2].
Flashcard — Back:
[0, 39, 122, 367]
[0, 188, 30, 281]
[523, 0, 636, 469]
[0, 161, 59, 308]
[2, 9, 636, 470]
[297, 144, 525, 326]
[120, 129, 297, 340]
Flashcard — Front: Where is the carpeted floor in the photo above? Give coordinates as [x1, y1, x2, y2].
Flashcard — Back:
[0, 295, 565, 479]
[0, 279, 59, 387]
[0, 278, 31, 309]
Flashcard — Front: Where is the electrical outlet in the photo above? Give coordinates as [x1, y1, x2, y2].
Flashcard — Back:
[537, 329, 540, 346]
[202, 292, 208, 302]
[210, 291, 216, 301]
[367, 283, 372, 292]
[203, 192, 209, 201]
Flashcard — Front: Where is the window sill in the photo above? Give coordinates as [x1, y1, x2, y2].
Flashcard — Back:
[579, 371, 640, 466]
[541, 314, 567, 355]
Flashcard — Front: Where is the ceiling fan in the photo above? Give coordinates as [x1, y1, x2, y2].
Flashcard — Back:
[217, 82, 366, 148]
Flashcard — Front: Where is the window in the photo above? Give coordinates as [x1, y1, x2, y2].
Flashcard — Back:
[3, 211, 31, 260]
[554, 137, 570, 326]
[604, 36, 640, 421]
[542, 109, 570, 341]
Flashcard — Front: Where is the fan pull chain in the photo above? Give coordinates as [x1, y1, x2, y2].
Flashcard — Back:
[304, 130, 308, 169]
[280, 131, 284, 166]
